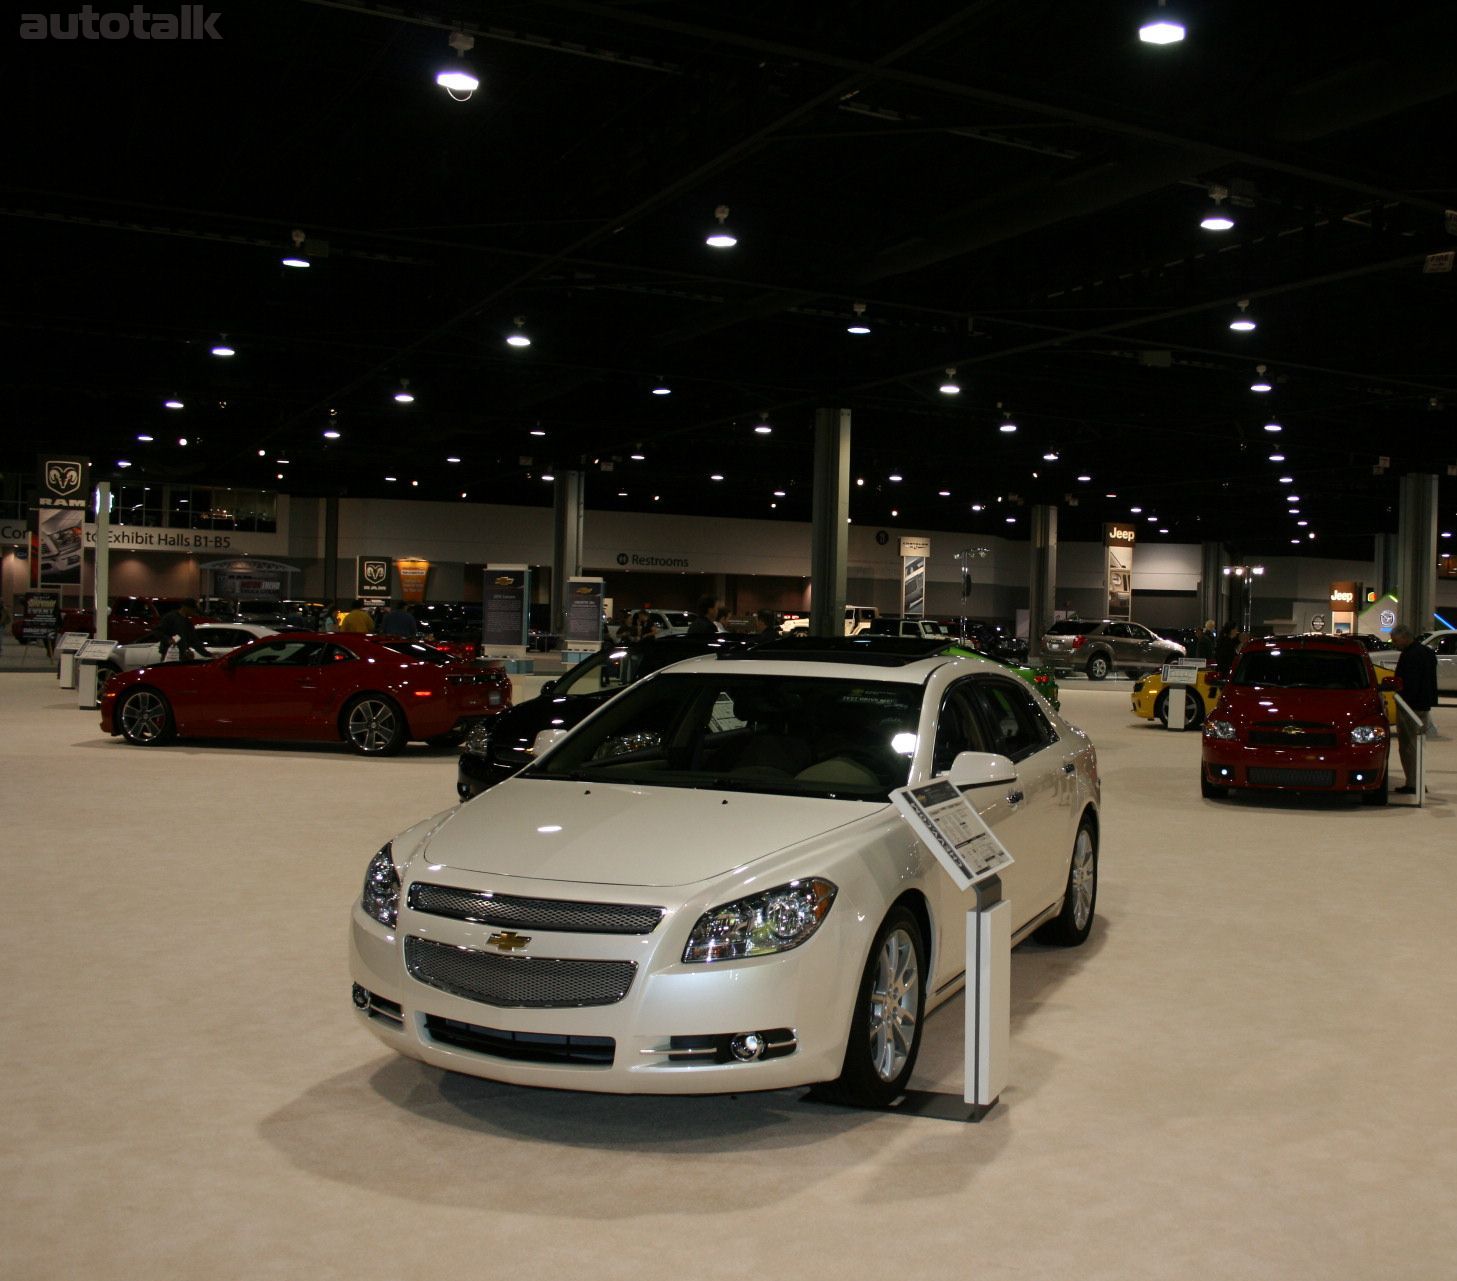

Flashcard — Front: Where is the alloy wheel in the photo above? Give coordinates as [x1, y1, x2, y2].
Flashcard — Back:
[867, 926, 920, 1082]
[1069, 828, 1096, 931]
[348, 698, 398, 753]
[121, 691, 167, 743]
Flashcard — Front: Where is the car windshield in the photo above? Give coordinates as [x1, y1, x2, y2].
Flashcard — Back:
[656, 611, 694, 627]
[1232, 649, 1370, 690]
[1047, 621, 1097, 635]
[379, 640, 455, 666]
[527, 673, 922, 800]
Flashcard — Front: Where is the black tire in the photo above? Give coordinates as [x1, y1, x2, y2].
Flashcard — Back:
[342, 694, 408, 756]
[95, 662, 122, 698]
[1086, 651, 1111, 681]
[825, 906, 927, 1107]
[1201, 771, 1228, 799]
[1035, 819, 1097, 946]
[1155, 688, 1205, 730]
[118, 686, 175, 746]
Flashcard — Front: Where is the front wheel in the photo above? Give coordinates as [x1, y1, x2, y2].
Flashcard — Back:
[118, 687, 175, 746]
[1035, 820, 1097, 946]
[95, 662, 122, 698]
[1155, 688, 1205, 730]
[342, 694, 408, 756]
[824, 907, 927, 1107]
[1086, 652, 1110, 681]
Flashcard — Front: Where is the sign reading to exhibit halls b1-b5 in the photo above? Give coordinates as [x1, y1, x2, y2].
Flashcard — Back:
[892, 779, 1013, 893]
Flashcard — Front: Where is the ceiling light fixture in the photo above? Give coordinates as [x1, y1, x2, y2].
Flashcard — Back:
[889, 473, 903, 482]
[939, 490, 951, 497]
[1229, 298, 1256, 332]
[847, 302, 871, 335]
[1043, 450, 1060, 461]
[773, 490, 786, 497]
[177, 437, 188, 447]
[753, 412, 772, 435]
[436, 31, 480, 102]
[506, 316, 531, 348]
[705, 205, 737, 249]
[1269, 453, 1286, 462]
[542, 473, 555, 482]
[939, 367, 961, 395]
[323, 429, 341, 440]
[164, 399, 184, 410]
[1077, 474, 1092, 482]
[393, 379, 415, 404]
[1139, 0, 1185, 44]
[1279, 476, 1294, 483]
[1264, 419, 1282, 432]
[1250, 364, 1273, 393]
[630, 453, 645, 461]
[998, 404, 1016, 433]
[651, 381, 671, 396]
[709, 473, 724, 482]
[1201, 185, 1235, 231]
[530, 428, 546, 437]
[446, 456, 461, 464]
[137, 434, 154, 443]
[280, 228, 311, 269]
[116, 460, 132, 468]
[210, 338, 235, 357]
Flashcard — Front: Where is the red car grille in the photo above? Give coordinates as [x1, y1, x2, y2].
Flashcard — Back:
[1249, 723, 1337, 747]
[1247, 766, 1337, 788]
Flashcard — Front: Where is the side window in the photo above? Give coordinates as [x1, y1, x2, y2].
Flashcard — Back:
[932, 683, 988, 775]
[323, 644, 356, 664]
[1435, 635, 1457, 655]
[233, 639, 328, 667]
[968, 679, 1054, 762]
[1105, 623, 1132, 639]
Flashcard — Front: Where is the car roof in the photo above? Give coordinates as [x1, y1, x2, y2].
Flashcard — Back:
[654, 635, 1007, 682]
[1243, 634, 1369, 653]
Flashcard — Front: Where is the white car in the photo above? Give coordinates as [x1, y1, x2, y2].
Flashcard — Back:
[350, 642, 1100, 1104]
[1369, 628, 1457, 695]
[96, 621, 278, 693]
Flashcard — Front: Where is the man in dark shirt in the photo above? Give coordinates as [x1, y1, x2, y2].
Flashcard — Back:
[379, 601, 419, 638]
[1390, 625, 1438, 793]
[156, 599, 207, 662]
[685, 595, 722, 636]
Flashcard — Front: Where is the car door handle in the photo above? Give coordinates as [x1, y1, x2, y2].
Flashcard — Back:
[1006, 790, 1024, 806]
[1062, 762, 1076, 775]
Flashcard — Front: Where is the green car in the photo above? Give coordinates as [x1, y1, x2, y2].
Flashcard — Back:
[941, 644, 1060, 711]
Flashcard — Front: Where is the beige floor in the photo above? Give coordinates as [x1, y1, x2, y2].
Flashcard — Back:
[1, 672, 1454, 1281]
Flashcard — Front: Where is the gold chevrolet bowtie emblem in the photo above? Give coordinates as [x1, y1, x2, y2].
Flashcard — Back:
[1281, 725, 1304, 735]
[487, 930, 531, 952]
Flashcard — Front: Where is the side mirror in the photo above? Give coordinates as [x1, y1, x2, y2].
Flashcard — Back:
[946, 751, 1017, 789]
[539, 679, 557, 695]
[531, 728, 568, 757]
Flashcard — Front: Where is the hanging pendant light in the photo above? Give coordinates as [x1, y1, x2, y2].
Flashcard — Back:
[1139, 0, 1185, 44]
[705, 205, 737, 248]
[1229, 298, 1257, 331]
[939, 367, 961, 395]
[846, 302, 871, 335]
[436, 31, 480, 101]
[505, 316, 531, 348]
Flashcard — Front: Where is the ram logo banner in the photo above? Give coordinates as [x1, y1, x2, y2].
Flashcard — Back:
[38, 455, 90, 508]
[357, 556, 393, 598]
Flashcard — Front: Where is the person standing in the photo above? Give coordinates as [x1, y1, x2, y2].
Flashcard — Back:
[1213, 622, 1244, 673]
[1194, 619, 1218, 662]
[749, 608, 780, 643]
[686, 595, 721, 636]
[379, 600, 419, 638]
[156, 599, 208, 662]
[339, 599, 374, 633]
[1389, 625, 1438, 794]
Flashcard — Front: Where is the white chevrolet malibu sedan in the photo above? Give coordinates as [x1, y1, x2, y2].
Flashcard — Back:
[350, 640, 1100, 1106]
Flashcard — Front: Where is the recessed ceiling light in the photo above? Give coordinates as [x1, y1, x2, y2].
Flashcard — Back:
[446, 456, 461, 464]
[710, 474, 724, 481]
[178, 437, 188, 447]
[1291, 538, 1300, 544]
[1105, 492, 1117, 498]
[971, 504, 984, 512]
[1130, 506, 1143, 513]
[542, 473, 555, 482]
[1269, 453, 1286, 462]
[530, 429, 546, 437]
[323, 429, 341, 439]
[1298, 520, 1309, 527]
[773, 490, 786, 497]
[1077, 474, 1092, 482]
[116, 460, 131, 468]
[1139, 2, 1186, 45]
[276, 458, 289, 465]
[1005, 516, 1016, 524]
[1158, 528, 1169, 534]
[891, 509, 899, 518]
[1279, 476, 1294, 483]
[1264, 420, 1282, 433]
[210, 344, 235, 357]
[164, 399, 184, 410]
[630, 453, 645, 461]
[460, 492, 468, 499]
[257, 449, 265, 456]
[753, 423, 772, 435]
[1043, 451, 1059, 461]
[651, 384, 671, 396]
[617, 491, 628, 498]
[939, 490, 951, 497]
[889, 473, 903, 483]
[1287, 495, 1301, 502]
[385, 476, 397, 482]
[276, 472, 284, 479]
[856, 477, 865, 487]
[411, 480, 419, 487]
[281, 256, 310, 269]
[138, 434, 154, 443]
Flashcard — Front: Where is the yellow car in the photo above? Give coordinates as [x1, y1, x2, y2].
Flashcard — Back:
[1132, 662, 1399, 730]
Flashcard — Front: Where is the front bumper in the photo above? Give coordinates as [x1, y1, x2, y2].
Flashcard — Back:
[348, 884, 858, 1095]
[1201, 739, 1389, 792]
[456, 751, 518, 800]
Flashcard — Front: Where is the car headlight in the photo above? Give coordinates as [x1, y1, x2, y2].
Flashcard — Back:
[682, 879, 837, 964]
[1205, 719, 1237, 740]
[1350, 725, 1387, 744]
[361, 843, 400, 928]
[464, 719, 493, 755]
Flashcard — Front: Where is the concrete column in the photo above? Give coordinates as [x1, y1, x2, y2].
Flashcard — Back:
[1027, 505, 1057, 660]
[1395, 473, 1438, 633]
[809, 408, 850, 637]
[1200, 542, 1225, 627]
[1372, 532, 1398, 598]
[94, 481, 110, 640]
[322, 494, 339, 607]
[550, 469, 585, 635]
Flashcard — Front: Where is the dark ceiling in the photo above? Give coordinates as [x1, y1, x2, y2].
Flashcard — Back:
[7, 0, 1457, 560]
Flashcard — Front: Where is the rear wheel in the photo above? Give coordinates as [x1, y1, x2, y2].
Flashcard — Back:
[1035, 820, 1097, 946]
[118, 687, 175, 746]
[823, 907, 927, 1107]
[342, 694, 407, 756]
[1086, 652, 1111, 681]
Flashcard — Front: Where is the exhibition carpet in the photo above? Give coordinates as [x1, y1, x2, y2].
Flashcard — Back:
[0, 672, 1453, 1281]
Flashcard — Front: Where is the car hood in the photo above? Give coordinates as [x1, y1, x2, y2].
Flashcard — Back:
[420, 780, 878, 887]
[1216, 685, 1383, 726]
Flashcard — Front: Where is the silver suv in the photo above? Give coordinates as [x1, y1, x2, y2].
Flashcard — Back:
[1041, 620, 1185, 681]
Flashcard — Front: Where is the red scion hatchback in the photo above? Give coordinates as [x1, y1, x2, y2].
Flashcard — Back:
[1200, 635, 1394, 804]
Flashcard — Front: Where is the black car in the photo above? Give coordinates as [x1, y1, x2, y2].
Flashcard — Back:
[456, 633, 752, 799]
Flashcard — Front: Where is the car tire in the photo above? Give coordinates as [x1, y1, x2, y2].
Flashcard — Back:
[342, 694, 408, 756]
[1086, 651, 1111, 681]
[1200, 771, 1228, 799]
[95, 661, 122, 698]
[1155, 688, 1204, 730]
[823, 906, 927, 1108]
[118, 686, 175, 746]
[1035, 819, 1097, 947]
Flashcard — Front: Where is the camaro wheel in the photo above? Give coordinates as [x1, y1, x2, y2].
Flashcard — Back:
[1035, 820, 1097, 947]
[95, 662, 121, 698]
[825, 906, 927, 1107]
[1086, 652, 1110, 681]
[1155, 688, 1204, 729]
[343, 694, 408, 756]
[118, 687, 175, 746]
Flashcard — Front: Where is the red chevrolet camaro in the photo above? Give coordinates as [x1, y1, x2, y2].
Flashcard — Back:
[100, 633, 511, 755]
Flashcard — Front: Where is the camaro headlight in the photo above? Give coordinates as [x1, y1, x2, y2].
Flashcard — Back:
[682, 879, 837, 964]
[464, 719, 493, 755]
[1205, 719, 1236, 740]
[361, 843, 400, 928]
[1350, 725, 1387, 744]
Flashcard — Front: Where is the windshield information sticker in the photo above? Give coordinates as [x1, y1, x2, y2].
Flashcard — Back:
[892, 779, 1014, 891]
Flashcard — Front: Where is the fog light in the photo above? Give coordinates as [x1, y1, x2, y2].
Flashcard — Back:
[729, 1033, 765, 1062]
[352, 983, 371, 1010]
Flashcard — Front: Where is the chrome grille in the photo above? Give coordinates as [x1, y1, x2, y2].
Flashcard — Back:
[409, 882, 664, 934]
[1247, 766, 1336, 788]
[405, 935, 637, 1008]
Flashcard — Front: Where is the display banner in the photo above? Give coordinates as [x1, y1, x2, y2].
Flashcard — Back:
[565, 577, 605, 646]
[901, 555, 927, 616]
[1104, 523, 1136, 620]
[396, 558, 430, 604]
[37, 507, 84, 584]
[484, 567, 529, 648]
[357, 555, 393, 599]
[21, 591, 60, 643]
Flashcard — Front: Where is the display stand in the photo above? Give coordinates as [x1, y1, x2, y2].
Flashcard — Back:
[75, 639, 118, 710]
[1393, 694, 1427, 807]
[1162, 661, 1205, 731]
[56, 632, 89, 688]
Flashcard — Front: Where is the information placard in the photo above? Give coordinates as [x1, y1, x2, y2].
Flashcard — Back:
[77, 639, 120, 662]
[892, 779, 1014, 892]
[56, 631, 91, 656]
[1162, 660, 1206, 686]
